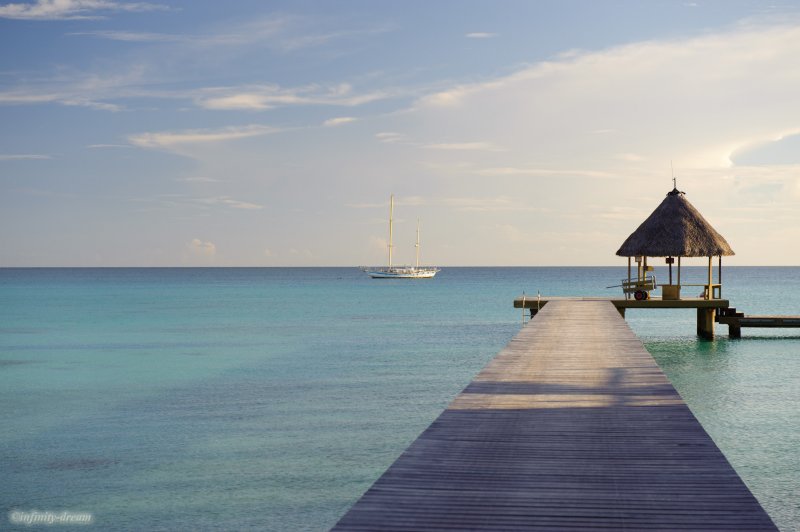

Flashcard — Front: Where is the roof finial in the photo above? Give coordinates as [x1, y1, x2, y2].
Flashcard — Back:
[671, 160, 676, 190]
[668, 161, 684, 196]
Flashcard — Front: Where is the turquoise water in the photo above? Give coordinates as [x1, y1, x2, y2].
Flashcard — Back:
[1, 267, 798, 530]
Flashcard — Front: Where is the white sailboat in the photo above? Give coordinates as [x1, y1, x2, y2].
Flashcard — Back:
[362, 195, 440, 279]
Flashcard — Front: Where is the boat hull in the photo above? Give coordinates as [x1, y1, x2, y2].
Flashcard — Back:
[363, 268, 439, 279]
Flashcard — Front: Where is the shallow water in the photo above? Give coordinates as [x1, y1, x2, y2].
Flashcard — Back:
[1, 267, 798, 530]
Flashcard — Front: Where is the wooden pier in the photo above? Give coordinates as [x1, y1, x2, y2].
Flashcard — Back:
[334, 300, 776, 530]
[514, 296, 730, 339]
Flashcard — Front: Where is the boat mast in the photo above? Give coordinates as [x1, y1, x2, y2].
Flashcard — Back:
[415, 219, 420, 269]
[388, 194, 394, 268]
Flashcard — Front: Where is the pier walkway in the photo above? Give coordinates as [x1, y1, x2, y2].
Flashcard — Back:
[334, 300, 775, 530]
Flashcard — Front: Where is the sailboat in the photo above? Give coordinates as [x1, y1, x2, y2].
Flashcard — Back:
[362, 195, 440, 279]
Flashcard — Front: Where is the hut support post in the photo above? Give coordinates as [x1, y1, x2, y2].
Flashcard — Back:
[707, 256, 713, 300]
[697, 308, 716, 339]
[677, 257, 681, 287]
[718, 256, 722, 298]
[668, 257, 673, 285]
[627, 257, 631, 285]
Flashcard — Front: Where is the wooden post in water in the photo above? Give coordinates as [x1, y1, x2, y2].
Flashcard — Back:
[697, 308, 715, 339]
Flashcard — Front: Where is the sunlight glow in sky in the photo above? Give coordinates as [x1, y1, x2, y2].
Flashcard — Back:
[2, 0, 800, 266]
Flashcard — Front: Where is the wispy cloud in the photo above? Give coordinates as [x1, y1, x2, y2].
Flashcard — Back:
[323, 116, 357, 127]
[441, 196, 546, 212]
[87, 143, 131, 149]
[424, 141, 506, 152]
[175, 176, 220, 183]
[135, 194, 262, 211]
[0, 91, 119, 110]
[0, 60, 399, 115]
[0, 0, 168, 20]
[69, 14, 393, 52]
[68, 30, 182, 42]
[194, 83, 389, 111]
[0, 66, 146, 111]
[614, 153, 646, 162]
[375, 131, 409, 144]
[129, 125, 277, 149]
[473, 167, 615, 178]
[0, 154, 52, 160]
[348, 196, 546, 213]
[465, 32, 497, 39]
[194, 196, 264, 210]
[277, 26, 393, 52]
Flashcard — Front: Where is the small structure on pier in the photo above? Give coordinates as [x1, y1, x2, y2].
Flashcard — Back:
[616, 186, 734, 302]
[613, 186, 734, 338]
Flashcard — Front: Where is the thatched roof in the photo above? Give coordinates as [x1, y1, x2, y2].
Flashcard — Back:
[616, 188, 734, 257]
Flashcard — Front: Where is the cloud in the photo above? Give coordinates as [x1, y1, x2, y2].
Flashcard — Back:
[0, 0, 168, 20]
[187, 238, 216, 257]
[0, 57, 397, 115]
[199, 93, 274, 111]
[472, 167, 615, 178]
[0, 91, 119, 110]
[417, 87, 469, 107]
[68, 15, 392, 52]
[404, 22, 800, 174]
[134, 194, 263, 211]
[87, 144, 130, 149]
[194, 83, 389, 111]
[277, 26, 393, 52]
[441, 197, 544, 212]
[0, 154, 52, 160]
[197, 196, 264, 210]
[0, 67, 145, 111]
[375, 132, 409, 144]
[423, 141, 506, 152]
[614, 153, 646, 162]
[68, 30, 182, 42]
[176, 176, 220, 183]
[323, 116, 357, 127]
[465, 32, 497, 39]
[129, 125, 277, 149]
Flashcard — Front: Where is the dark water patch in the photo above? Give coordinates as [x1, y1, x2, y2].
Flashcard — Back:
[0, 359, 37, 367]
[45, 457, 120, 471]
[3, 340, 261, 352]
[0, 327, 48, 335]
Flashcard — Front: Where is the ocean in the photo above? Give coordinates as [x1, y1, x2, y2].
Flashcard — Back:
[1, 267, 798, 531]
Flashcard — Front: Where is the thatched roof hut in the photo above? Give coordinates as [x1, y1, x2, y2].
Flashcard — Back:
[615, 187, 734, 302]
[616, 188, 734, 258]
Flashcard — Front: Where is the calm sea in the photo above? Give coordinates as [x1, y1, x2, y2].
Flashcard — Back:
[1, 267, 798, 531]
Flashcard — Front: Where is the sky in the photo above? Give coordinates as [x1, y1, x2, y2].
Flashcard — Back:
[2, 0, 800, 266]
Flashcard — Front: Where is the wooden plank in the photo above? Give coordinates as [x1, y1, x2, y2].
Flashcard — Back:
[717, 315, 800, 328]
[513, 296, 730, 309]
[333, 301, 776, 531]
